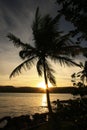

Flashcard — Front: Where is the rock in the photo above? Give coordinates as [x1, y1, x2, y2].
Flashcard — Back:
[1, 115, 31, 130]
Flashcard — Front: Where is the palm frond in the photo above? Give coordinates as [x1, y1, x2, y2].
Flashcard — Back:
[32, 7, 41, 36]
[7, 33, 35, 51]
[55, 33, 75, 48]
[50, 34, 75, 55]
[50, 55, 81, 67]
[36, 58, 43, 76]
[45, 60, 56, 86]
[10, 56, 37, 78]
[47, 72, 56, 86]
[7, 33, 29, 49]
[59, 45, 82, 57]
[35, 7, 39, 19]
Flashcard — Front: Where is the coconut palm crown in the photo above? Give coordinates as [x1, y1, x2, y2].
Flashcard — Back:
[7, 7, 81, 113]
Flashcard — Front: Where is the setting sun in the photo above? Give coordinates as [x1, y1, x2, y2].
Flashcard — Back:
[37, 81, 52, 89]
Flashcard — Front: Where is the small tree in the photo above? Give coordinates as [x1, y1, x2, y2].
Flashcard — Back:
[71, 61, 87, 96]
[71, 61, 87, 86]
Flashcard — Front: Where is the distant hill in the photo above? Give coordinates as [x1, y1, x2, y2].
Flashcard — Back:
[0, 86, 44, 93]
[0, 86, 87, 95]
[0, 85, 79, 94]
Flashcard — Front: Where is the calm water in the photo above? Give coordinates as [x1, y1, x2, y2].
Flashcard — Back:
[0, 93, 79, 118]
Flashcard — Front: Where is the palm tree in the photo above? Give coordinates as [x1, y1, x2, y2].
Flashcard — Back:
[7, 7, 81, 114]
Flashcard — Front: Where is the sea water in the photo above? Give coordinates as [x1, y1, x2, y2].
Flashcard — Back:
[0, 93, 79, 118]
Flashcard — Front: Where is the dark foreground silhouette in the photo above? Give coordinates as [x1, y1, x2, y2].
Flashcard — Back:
[0, 97, 87, 130]
[0, 113, 48, 130]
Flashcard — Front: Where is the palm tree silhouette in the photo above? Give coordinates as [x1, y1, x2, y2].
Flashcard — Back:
[7, 7, 81, 114]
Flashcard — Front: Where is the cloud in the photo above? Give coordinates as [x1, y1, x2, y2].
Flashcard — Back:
[0, 0, 58, 44]
[0, 0, 56, 71]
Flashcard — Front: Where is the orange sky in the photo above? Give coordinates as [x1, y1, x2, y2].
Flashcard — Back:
[0, 57, 85, 87]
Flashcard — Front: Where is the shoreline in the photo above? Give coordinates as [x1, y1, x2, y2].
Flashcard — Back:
[0, 113, 48, 130]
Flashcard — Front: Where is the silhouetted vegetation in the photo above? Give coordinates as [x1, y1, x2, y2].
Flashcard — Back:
[52, 97, 87, 130]
[56, 0, 87, 42]
[71, 61, 87, 97]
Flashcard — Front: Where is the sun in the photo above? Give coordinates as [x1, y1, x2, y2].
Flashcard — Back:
[37, 81, 52, 89]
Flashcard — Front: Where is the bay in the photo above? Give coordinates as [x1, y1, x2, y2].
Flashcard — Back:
[0, 93, 79, 118]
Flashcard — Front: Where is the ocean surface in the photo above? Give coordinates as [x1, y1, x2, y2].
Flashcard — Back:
[0, 93, 80, 118]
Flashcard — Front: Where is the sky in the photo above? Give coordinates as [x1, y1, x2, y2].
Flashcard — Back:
[0, 0, 87, 88]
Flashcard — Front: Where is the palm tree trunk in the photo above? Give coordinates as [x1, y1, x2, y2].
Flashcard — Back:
[43, 58, 52, 114]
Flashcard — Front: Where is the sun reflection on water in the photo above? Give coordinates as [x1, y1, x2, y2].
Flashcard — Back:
[41, 94, 47, 107]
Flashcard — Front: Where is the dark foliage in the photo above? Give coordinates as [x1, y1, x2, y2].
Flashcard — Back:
[56, 0, 87, 42]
